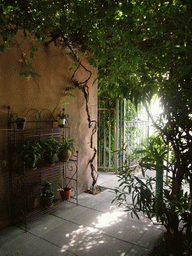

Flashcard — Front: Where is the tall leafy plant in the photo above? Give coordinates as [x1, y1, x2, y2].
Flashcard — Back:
[113, 130, 192, 255]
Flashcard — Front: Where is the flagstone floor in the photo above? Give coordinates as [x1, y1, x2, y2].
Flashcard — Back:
[0, 171, 165, 256]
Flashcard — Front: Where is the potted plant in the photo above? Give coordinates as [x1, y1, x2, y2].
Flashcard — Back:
[57, 108, 68, 127]
[16, 117, 26, 130]
[41, 138, 60, 166]
[40, 179, 55, 207]
[58, 137, 75, 162]
[20, 141, 42, 171]
[57, 182, 71, 201]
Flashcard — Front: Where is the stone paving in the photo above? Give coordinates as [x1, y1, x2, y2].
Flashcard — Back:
[0, 171, 165, 256]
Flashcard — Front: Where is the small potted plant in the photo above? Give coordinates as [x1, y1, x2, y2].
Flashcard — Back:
[40, 179, 55, 207]
[20, 141, 42, 171]
[57, 108, 68, 127]
[57, 182, 71, 201]
[58, 137, 75, 162]
[41, 138, 60, 166]
[16, 117, 26, 130]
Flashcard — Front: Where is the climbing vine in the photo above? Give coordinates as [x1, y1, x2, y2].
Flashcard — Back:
[69, 48, 98, 193]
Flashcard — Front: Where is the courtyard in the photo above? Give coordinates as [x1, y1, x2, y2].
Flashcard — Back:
[0, 171, 165, 256]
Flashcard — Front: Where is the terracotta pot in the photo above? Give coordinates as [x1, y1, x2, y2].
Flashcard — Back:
[60, 188, 71, 200]
[58, 149, 72, 162]
[25, 167, 37, 171]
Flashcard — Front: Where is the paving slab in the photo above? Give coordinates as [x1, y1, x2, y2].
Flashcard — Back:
[137, 224, 165, 248]
[6, 237, 71, 256]
[59, 229, 133, 256]
[91, 195, 128, 213]
[95, 217, 152, 245]
[51, 204, 89, 224]
[77, 189, 114, 208]
[126, 245, 149, 256]
[39, 219, 80, 248]
[0, 226, 36, 256]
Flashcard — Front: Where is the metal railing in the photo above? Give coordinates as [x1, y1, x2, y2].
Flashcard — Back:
[98, 98, 151, 172]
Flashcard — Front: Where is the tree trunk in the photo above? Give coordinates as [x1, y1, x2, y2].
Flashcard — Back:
[166, 173, 183, 255]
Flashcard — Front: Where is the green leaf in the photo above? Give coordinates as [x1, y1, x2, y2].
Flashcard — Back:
[20, 71, 31, 78]
[31, 46, 38, 52]
[135, 176, 147, 188]
[0, 42, 9, 53]
[132, 208, 140, 220]
[30, 52, 35, 60]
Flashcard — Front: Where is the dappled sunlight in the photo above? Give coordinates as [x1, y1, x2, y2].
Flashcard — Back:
[58, 172, 159, 255]
[60, 208, 129, 254]
[58, 205, 155, 254]
[60, 225, 103, 253]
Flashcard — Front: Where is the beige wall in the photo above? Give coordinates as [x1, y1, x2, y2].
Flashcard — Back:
[0, 33, 98, 228]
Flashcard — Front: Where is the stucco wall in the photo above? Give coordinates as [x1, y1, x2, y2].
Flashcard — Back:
[0, 33, 97, 228]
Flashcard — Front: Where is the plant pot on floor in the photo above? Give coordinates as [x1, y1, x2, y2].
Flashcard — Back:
[59, 188, 71, 200]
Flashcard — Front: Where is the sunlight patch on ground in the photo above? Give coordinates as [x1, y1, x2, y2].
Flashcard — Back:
[61, 226, 103, 253]
[92, 209, 127, 228]
[60, 208, 127, 253]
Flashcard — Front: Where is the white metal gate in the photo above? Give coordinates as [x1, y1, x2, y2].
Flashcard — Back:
[98, 98, 151, 172]
[97, 107, 116, 171]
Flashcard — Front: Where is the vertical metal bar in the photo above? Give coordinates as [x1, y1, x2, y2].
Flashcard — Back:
[109, 109, 111, 168]
[24, 168, 27, 232]
[114, 99, 119, 172]
[104, 110, 106, 168]
[123, 98, 126, 163]
[119, 98, 123, 167]
[76, 151, 78, 205]
[147, 103, 150, 147]
[98, 109, 100, 167]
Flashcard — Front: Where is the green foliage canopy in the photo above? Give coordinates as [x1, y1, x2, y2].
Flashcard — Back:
[1, 0, 191, 102]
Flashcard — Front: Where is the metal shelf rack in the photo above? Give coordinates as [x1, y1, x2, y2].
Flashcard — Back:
[8, 107, 78, 231]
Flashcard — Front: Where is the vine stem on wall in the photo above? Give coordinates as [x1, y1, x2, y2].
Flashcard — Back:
[65, 41, 99, 193]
